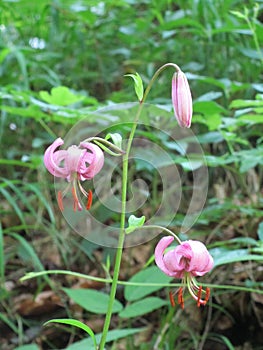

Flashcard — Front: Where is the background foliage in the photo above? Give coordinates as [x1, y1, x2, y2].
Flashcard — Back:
[1, 0, 263, 349]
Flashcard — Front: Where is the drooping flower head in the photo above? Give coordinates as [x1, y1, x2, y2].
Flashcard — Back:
[172, 70, 192, 128]
[44, 137, 104, 211]
[155, 236, 213, 308]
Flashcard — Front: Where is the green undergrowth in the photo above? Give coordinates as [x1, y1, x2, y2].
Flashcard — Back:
[1, 0, 263, 349]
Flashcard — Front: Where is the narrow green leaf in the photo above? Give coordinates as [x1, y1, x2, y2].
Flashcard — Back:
[0, 223, 4, 285]
[0, 159, 36, 169]
[26, 183, 55, 224]
[212, 334, 235, 350]
[0, 187, 26, 225]
[9, 233, 45, 273]
[3, 178, 38, 219]
[44, 318, 97, 349]
[0, 312, 19, 333]
[229, 10, 246, 19]
[257, 222, 263, 242]
[66, 328, 145, 350]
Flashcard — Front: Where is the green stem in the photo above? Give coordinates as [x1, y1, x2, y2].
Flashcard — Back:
[245, 12, 263, 65]
[139, 225, 182, 244]
[21, 270, 263, 295]
[98, 62, 182, 350]
[98, 103, 143, 350]
[141, 62, 181, 103]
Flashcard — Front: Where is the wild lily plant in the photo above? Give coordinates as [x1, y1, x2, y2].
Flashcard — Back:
[25, 63, 214, 349]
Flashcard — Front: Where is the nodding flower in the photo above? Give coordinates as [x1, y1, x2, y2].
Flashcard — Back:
[171, 70, 192, 128]
[155, 236, 213, 308]
[44, 137, 104, 211]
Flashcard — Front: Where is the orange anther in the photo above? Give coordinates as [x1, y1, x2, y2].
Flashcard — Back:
[86, 189, 93, 210]
[178, 287, 184, 309]
[205, 287, 210, 303]
[57, 190, 64, 211]
[169, 291, 175, 307]
[197, 286, 203, 307]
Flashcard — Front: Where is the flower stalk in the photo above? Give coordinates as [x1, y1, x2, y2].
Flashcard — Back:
[99, 62, 186, 349]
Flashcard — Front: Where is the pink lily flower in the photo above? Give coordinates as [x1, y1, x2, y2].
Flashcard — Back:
[155, 236, 213, 308]
[44, 137, 104, 211]
[171, 70, 192, 128]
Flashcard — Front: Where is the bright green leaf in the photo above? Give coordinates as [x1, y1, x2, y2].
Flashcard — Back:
[238, 114, 263, 124]
[39, 86, 85, 106]
[230, 10, 246, 19]
[105, 133, 123, 149]
[240, 155, 261, 173]
[66, 328, 145, 350]
[125, 73, 144, 101]
[124, 266, 173, 301]
[44, 318, 97, 348]
[63, 288, 123, 314]
[196, 132, 224, 144]
[119, 297, 168, 318]
[126, 215, 145, 234]
[210, 248, 263, 267]
[230, 99, 263, 109]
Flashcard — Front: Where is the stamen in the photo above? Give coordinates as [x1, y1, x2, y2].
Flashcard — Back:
[178, 287, 184, 309]
[78, 180, 88, 196]
[205, 287, 210, 303]
[197, 285, 203, 307]
[57, 190, 64, 211]
[86, 189, 93, 210]
[169, 291, 175, 307]
[72, 187, 81, 211]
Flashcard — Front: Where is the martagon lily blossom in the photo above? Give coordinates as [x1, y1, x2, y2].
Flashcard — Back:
[171, 70, 192, 128]
[155, 236, 213, 308]
[44, 137, 104, 211]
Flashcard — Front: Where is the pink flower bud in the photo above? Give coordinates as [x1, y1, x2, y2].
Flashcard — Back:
[171, 70, 192, 128]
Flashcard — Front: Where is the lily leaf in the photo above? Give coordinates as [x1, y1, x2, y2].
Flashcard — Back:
[125, 72, 144, 101]
[126, 215, 145, 234]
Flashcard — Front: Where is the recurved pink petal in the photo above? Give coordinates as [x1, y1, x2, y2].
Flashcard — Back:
[79, 142, 104, 180]
[186, 240, 214, 276]
[155, 236, 181, 277]
[163, 250, 185, 278]
[44, 138, 70, 178]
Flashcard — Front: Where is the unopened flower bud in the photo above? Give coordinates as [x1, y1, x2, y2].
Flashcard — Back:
[171, 70, 192, 128]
